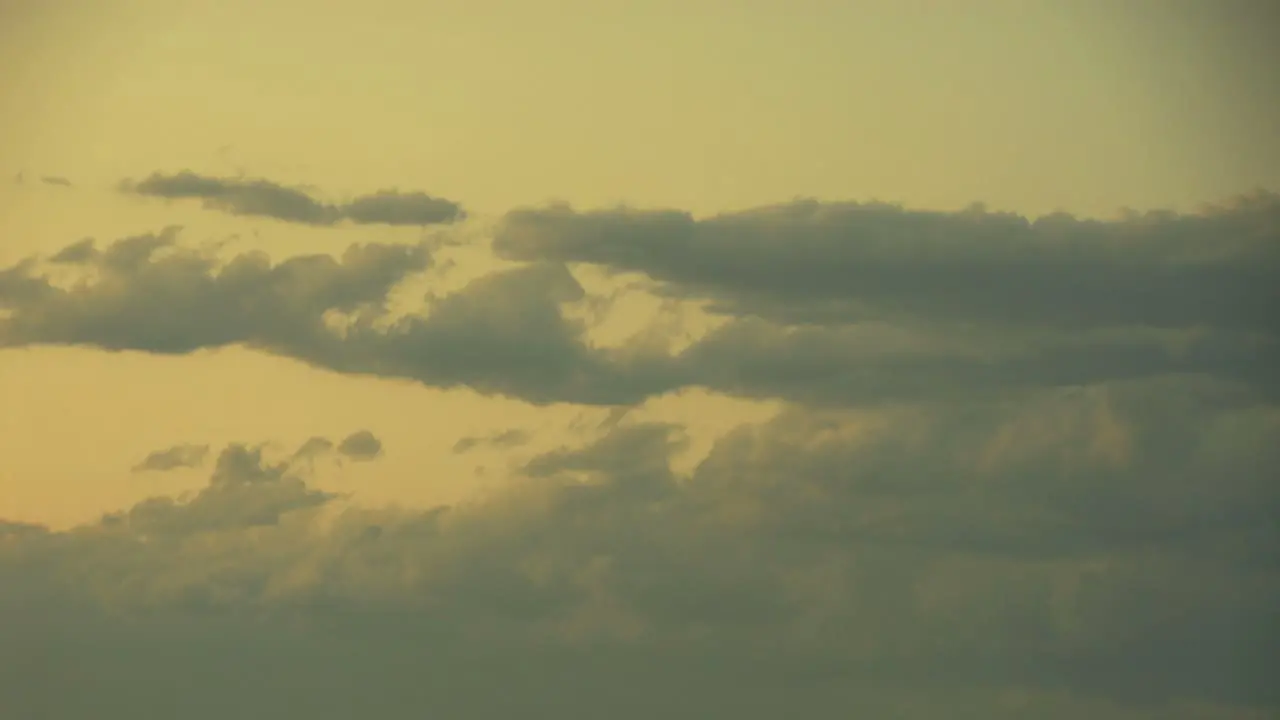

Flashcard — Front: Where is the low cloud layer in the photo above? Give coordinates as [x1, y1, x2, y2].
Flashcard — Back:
[123, 171, 465, 227]
[2, 382, 1277, 717]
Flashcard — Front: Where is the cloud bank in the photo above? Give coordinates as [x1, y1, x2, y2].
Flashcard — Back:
[3, 385, 1278, 717]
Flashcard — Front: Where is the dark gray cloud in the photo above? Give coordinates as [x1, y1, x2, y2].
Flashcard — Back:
[132, 443, 210, 472]
[0, 229, 433, 355]
[0, 234, 673, 405]
[337, 430, 382, 461]
[2, 221, 1274, 408]
[1, 380, 1276, 717]
[494, 194, 1280, 334]
[123, 170, 464, 226]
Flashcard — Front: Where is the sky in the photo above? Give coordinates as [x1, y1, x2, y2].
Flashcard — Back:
[1, 0, 1278, 717]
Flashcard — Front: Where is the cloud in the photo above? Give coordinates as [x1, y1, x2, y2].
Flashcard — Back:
[0, 229, 434, 355]
[1, 381, 1276, 717]
[118, 443, 340, 537]
[132, 443, 210, 472]
[2, 207, 1275, 408]
[494, 194, 1280, 334]
[292, 435, 336, 462]
[453, 428, 532, 453]
[47, 238, 97, 264]
[0, 519, 47, 540]
[342, 189, 467, 226]
[123, 170, 464, 226]
[0, 234, 674, 405]
[6, 142, 1279, 715]
[337, 430, 383, 461]
[287, 432, 384, 465]
[110, 435, 384, 542]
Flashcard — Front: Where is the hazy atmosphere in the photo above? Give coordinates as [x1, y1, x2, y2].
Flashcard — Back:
[2, 1, 1278, 717]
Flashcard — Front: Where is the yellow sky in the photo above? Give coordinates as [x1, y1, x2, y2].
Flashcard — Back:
[1, 0, 1276, 527]
[5, 0, 1277, 219]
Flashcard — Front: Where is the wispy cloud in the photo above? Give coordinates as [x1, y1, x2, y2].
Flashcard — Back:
[122, 170, 465, 226]
[453, 428, 532, 454]
[132, 443, 210, 472]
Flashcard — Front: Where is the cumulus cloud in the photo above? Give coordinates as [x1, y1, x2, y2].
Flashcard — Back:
[132, 443, 210, 472]
[1, 382, 1277, 717]
[337, 430, 383, 461]
[123, 170, 465, 226]
[285, 432, 385, 465]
